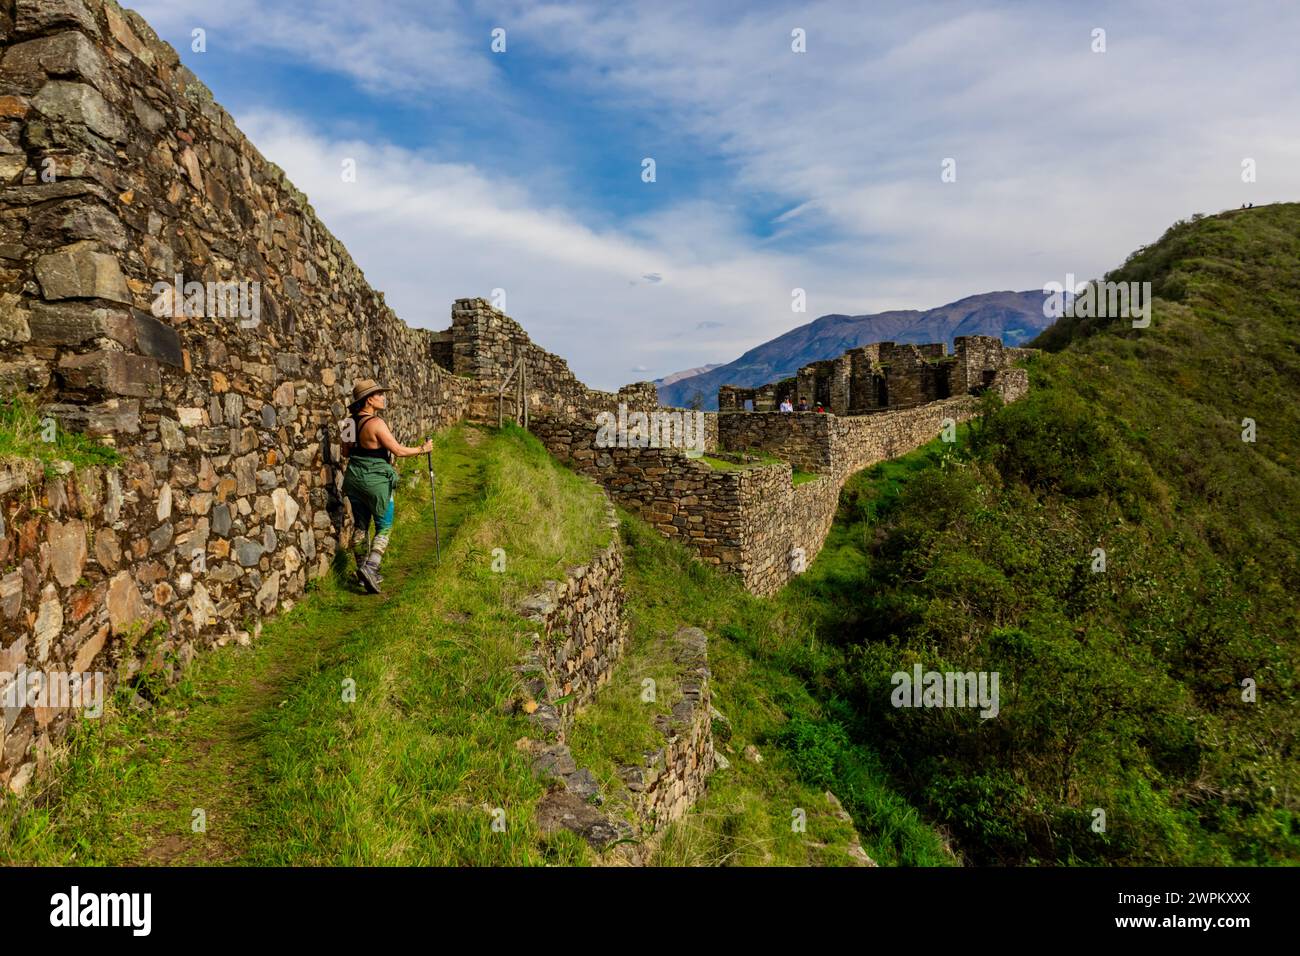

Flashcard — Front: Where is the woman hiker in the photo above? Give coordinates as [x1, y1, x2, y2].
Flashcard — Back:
[341, 379, 433, 593]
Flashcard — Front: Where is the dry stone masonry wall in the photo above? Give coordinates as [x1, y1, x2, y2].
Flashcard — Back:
[448, 296, 658, 421]
[618, 626, 714, 835]
[505, 498, 715, 860]
[0, 0, 491, 792]
[532, 363, 1029, 596]
[515, 501, 627, 730]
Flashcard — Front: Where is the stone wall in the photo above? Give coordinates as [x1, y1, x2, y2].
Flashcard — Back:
[722, 334, 1033, 415]
[449, 296, 658, 420]
[0, 0, 492, 793]
[528, 416, 747, 569]
[516, 502, 627, 727]
[506, 498, 714, 860]
[618, 626, 714, 839]
[529, 412, 844, 595]
[534, 366, 1029, 597]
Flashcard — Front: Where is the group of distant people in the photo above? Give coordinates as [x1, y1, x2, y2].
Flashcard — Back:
[778, 397, 824, 413]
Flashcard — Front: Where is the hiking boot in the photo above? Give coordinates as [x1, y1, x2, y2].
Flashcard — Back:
[358, 564, 382, 594]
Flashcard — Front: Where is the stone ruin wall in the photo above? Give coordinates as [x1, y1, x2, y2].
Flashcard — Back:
[527, 417, 746, 568]
[517, 505, 628, 726]
[0, 0, 498, 793]
[447, 296, 658, 421]
[529, 367, 1030, 598]
[725, 383, 1026, 595]
[721, 336, 1031, 416]
[508, 501, 714, 858]
[620, 625, 714, 838]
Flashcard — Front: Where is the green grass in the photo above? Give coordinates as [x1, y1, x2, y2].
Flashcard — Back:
[701, 451, 820, 487]
[0, 394, 122, 474]
[699, 454, 748, 472]
[0, 423, 606, 865]
[565, 511, 955, 866]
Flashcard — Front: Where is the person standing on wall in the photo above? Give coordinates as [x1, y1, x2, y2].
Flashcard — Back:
[341, 379, 433, 594]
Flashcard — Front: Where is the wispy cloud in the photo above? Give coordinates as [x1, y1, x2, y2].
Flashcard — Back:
[145, 0, 1300, 385]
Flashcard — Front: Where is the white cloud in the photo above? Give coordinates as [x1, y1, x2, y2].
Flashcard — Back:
[150, 0, 1300, 387]
[238, 111, 838, 388]
[132, 0, 499, 95]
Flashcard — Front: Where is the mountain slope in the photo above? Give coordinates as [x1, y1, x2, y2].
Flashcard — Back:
[783, 202, 1300, 864]
[660, 290, 1051, 409]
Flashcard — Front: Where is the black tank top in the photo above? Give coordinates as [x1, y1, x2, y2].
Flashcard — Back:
[350, 413, 392, 463]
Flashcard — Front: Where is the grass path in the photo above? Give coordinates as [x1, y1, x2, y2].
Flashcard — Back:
[1, 424, 603, 865]
[127, 430, 484, 865]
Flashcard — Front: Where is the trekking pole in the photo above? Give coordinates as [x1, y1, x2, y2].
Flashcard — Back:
[426, 448, 440, 561]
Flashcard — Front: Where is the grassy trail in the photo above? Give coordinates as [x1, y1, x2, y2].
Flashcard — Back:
[1, 424, 602, 866]
[126, 431, 484, 865]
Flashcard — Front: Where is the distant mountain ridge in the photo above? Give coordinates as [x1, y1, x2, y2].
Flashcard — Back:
[653, 363, 722, 387]
[659, 290, 1051, 409]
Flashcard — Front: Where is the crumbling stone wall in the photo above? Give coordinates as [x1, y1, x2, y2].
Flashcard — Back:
[507, 500, 714, 861]
[724, 335, 1031, 415]
[717, 377, 795, 413]
[619, 626, 714, 837]
[449, 297, 658, 420]
[535, 367, 1028, 596]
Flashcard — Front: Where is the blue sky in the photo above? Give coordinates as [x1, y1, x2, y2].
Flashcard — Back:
[132, 0, 1300, 389]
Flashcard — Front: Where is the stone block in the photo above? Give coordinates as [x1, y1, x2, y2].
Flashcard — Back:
[35, 243, 131, 303]
[1, 33, 116, 98]
[27, 198, 127, 250]
[32, 81, 125, 142]
[132, 311, 183, 366]
[14, 0, 100, 37]
[104, 4, 147, 59]
[0, 293, 30, 344]
[26, 301, 135, 346]
[0, 357, 50, 395]
[57, 350, 161, 398]
[42, 398, 140, 435]
[47, 518, 87, 587]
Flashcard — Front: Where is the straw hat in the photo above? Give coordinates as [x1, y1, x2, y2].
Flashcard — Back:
[350, 379, 384, 409]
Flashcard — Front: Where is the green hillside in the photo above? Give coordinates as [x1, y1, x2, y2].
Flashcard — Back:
[780, 203, 1299, 864]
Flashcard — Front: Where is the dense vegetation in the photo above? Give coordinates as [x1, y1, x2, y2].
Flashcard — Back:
[782, 203, 1299, 864]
